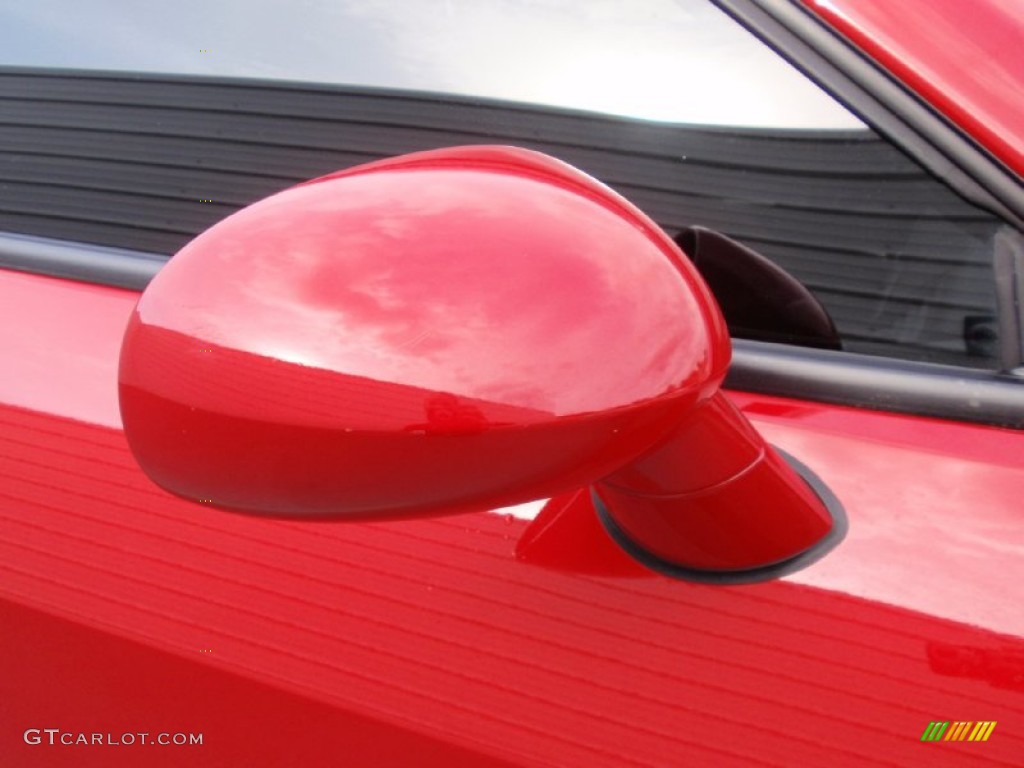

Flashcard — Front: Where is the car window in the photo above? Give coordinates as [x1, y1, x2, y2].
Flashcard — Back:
[0, 0, 1012, 369]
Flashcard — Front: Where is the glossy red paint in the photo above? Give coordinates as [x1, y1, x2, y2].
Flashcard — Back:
[803, 0, 1024, 176]
[118, 146, 834, 571]
[0, 11, 1021, 755]
[2, 400, 1024, 767]
[3, 262, 1024, 765]
[596, 391, 832, 571]
[0, 270, 135, 428]
[119, 146, 720, 517]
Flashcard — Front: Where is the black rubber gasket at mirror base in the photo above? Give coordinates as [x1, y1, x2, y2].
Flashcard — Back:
[592, 448, 848, 585]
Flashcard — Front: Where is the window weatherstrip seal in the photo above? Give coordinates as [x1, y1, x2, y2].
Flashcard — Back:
[727, 339, 1024, 429]
[0, 230, 162, 291]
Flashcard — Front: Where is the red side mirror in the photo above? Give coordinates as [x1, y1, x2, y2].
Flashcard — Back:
[119, 146, 844, 582]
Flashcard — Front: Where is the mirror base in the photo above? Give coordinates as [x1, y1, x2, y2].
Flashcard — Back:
[592, 448, 847, 585]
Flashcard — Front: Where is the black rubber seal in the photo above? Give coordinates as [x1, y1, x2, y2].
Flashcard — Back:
[593, 448, 848, 585]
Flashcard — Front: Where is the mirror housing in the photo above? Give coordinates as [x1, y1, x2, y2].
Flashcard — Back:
[119, 146, 844, 581]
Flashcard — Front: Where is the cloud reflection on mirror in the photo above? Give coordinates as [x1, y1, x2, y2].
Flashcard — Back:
[136, 164, 709, 422]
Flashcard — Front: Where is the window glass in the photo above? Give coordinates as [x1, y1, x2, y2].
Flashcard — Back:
[0, 0, 858, 128]
[0, 0, 1008, 367]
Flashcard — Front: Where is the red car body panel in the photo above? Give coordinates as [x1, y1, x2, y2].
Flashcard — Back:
[802, 0, 1024, 177]
[2, 257, 1023, 767]
[3, 2, 1024, 765]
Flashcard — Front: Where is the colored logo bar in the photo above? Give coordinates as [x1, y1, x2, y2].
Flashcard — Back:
[921, 721, 997, 742]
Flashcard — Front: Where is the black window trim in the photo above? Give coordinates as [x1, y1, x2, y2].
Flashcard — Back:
[727, 339, 1023, 429]
[711, 0, 1024, 231]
